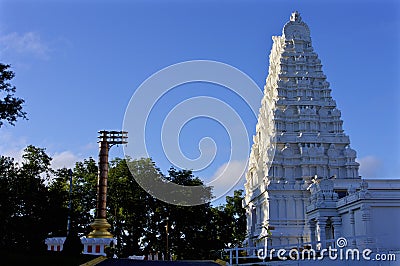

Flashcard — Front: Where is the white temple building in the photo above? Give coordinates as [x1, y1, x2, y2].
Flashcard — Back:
[243, 11, 400, 254]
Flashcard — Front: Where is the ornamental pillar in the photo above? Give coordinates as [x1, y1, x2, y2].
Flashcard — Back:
[316, 217, 328, 250]
[331, 216, 342, 241]
[349, 210, 357, 248]
[361, 204, 373, 248]
[308, 219, 316, 249]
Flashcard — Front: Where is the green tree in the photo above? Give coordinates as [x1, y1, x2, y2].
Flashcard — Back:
[220, 189, 247, 247]
[0, 63, 27, 127]
[106, 159, 246, 259]
[0, 146, 55, 252]
[69, 158, 98, 235]
[140, 167, 216, 260]
[48, 168, 73, 237]
[0, 150, 249, 258]
[107, 157, 158, 257]
[107, 158, 218, 259]
[0, 156, 19, 249]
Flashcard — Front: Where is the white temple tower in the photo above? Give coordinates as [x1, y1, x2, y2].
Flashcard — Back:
[244, 11, 361, 249]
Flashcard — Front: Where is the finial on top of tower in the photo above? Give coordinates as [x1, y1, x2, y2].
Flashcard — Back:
[283, 11, 310, 41]
[290, 11, 302, 22]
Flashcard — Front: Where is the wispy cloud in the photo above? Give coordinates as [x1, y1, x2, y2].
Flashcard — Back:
[357, 156, 383, 178]
[0, 131, 83, 170]
[0, 131, 27, 164]
[51, 150, 82, 170]
[0, 31, 50, 60]
[208, 160, 248, 202]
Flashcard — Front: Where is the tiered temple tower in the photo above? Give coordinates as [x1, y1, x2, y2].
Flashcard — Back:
[244, 11, 360, 249]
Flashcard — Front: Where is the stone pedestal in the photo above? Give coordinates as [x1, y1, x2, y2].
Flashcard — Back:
[88, 218, 113, 238]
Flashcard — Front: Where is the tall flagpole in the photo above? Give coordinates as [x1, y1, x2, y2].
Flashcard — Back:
[88, 130, 128, 238]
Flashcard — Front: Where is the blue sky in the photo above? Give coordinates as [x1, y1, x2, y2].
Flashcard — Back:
[0, 0, 399, 197]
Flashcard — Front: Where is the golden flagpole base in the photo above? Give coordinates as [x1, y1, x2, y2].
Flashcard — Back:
[87, 218, 113, 238]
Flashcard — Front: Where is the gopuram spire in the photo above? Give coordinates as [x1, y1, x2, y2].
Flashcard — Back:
[244, 11, 360, 249]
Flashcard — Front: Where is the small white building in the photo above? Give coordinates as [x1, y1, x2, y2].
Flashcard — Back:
[243, 11, 400, 255]
[45, 237, 66, 252]
[45, 236, 115, 256]
[81, 237, 115, 256]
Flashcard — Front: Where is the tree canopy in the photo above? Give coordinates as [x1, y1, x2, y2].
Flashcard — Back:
[0, 63, 27, 127]
[0, 146, 246, 259]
